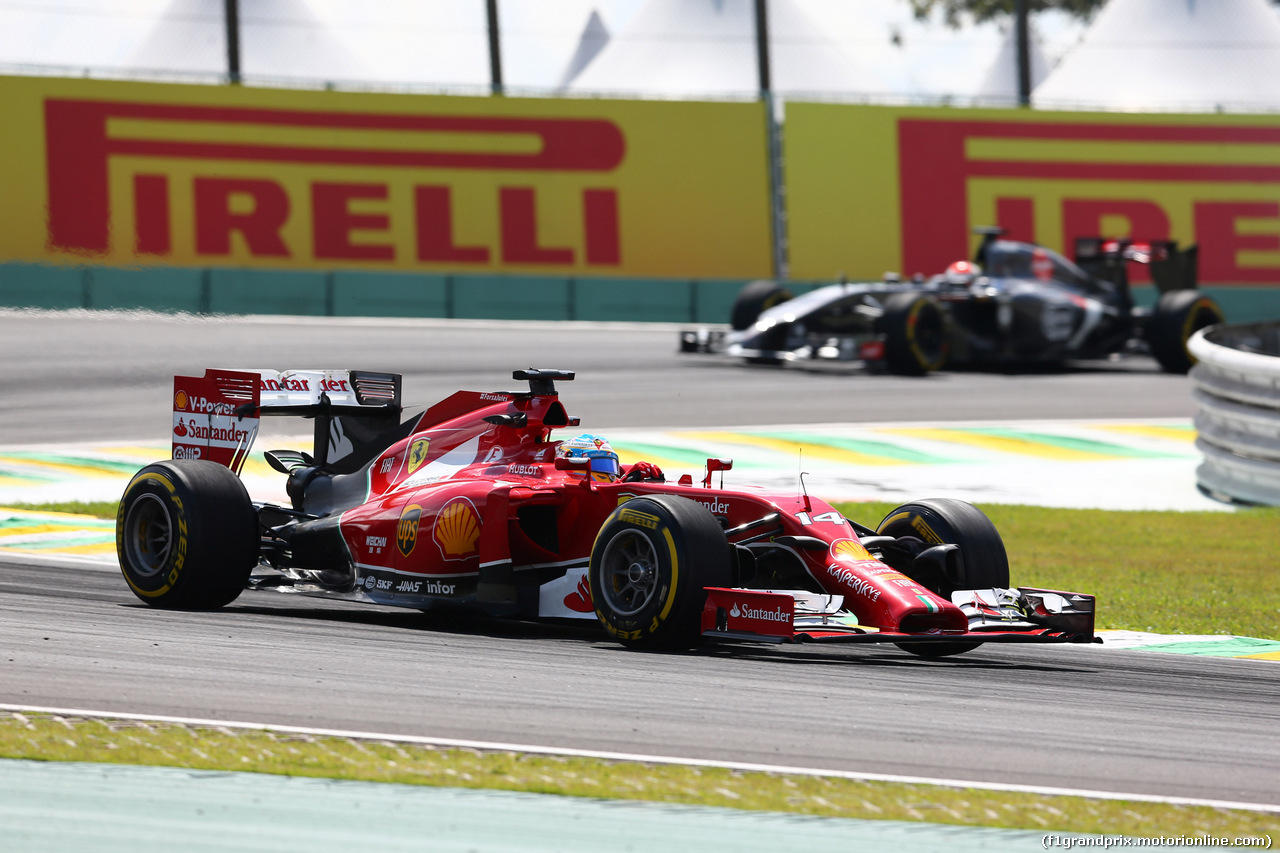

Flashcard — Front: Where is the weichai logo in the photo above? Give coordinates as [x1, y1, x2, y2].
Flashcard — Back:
[44, 99, 626, 269]
[897, 118, 1280, 283]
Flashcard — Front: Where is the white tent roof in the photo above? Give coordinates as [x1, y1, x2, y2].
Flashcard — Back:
[974, 20, 1051, 101]
[1034, 0, 1280, 112]
[563, 0, 889, 97]
[130, 0, 369, 81]
[561, 0, 1086, 102]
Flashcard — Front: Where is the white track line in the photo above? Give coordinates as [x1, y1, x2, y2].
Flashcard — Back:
[2, 703, 1276, 815]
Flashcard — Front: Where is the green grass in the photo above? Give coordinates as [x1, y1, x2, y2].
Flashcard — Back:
[1, 712, 1274, 836]
[835, 501, 1280, 641]
[5, 500, 118, 519]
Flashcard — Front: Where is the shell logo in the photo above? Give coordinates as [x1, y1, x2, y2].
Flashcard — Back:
[407, 438, 431, 474]
[830, 538, 872, 561]
[433, 497, 481, 560]
[397, 504, 422, 558]
[174, 390, 188, 411]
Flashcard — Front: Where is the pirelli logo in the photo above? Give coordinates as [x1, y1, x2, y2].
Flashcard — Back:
[44, 99, 625, 269]
[619, 508, 659, 530]
[898, 118, 1280, 283]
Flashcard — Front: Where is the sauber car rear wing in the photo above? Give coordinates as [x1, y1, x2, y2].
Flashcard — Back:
[1073, 235, 1198, 294]
[172, 369, 402, 474]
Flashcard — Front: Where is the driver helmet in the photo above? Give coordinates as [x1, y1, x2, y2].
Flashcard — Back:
[556, 433, 621, 482]
[943, 259, 981, 286]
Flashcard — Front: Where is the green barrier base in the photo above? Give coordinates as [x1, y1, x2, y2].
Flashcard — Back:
[1, 263, 1276, 325]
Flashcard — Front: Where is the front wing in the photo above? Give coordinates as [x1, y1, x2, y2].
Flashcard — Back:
[701, 587, 1098, 646]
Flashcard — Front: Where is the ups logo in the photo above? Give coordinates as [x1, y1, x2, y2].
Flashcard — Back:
[397, 504, 423, 557]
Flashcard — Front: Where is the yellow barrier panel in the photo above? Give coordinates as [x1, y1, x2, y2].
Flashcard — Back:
[0, 76, 773, 279]
[786, 103, 1280, 285]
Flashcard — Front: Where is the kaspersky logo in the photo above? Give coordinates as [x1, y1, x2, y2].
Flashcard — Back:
[44, 99, 625, 268]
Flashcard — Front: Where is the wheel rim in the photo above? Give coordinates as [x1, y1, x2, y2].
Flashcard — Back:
[599, 529, 660, 617]
[909, 302, 945, 368]
[123, 493, 173, 577]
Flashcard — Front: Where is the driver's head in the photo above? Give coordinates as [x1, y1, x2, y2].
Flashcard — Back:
[556, 433, 621, 482]
[944, 259, 981, 286]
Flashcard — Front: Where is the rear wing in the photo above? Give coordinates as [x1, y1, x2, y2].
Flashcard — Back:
[173, 369, 403, 474]
[1073, 237, 1198, 293]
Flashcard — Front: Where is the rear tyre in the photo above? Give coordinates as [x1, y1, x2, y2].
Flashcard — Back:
[876, 498, 1008, 659]
[878, 292, 947, 375]
[116, 460, 259, 610]
[589, 496, 732, 651]
[1148, 291, 1224, 374]
[731, 280, 793, 331]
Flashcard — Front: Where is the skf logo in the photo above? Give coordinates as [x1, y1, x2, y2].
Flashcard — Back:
[44, 100, 625, 271]
[897, 117, 1280, 283]
[397, 504, 422, 558]
[406, 438, 431, 474]
[433, 497, 481, 560]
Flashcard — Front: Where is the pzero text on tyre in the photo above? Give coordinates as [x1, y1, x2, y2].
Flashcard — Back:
[878, 292, 948, 375]
[589, 495, 732, 650]
[1149, 290, 1225, 374]
[877, 498, 1009, 658]
[116, 459, 259, 610]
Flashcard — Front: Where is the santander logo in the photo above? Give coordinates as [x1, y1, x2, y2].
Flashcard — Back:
[563, 573, 594, 613]
[730, 602, 789, 623]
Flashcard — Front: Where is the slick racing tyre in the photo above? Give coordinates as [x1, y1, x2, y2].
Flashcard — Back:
[877, 498, 1009, 659]
[1148, 291, 1225, 374]
[731, 280, 793, 331]
[878, 292, 948, 375]
[117, 460, 259, 610]
[589, 495, 732, 651]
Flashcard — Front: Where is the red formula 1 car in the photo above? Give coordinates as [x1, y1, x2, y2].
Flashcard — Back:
[117, 369, 1096, 658]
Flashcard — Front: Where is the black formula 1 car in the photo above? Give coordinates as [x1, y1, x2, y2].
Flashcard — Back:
[680, 228, 1225, 375]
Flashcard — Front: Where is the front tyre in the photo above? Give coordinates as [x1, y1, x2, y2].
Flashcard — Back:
[878, 292, 948, 375]
[589, 496, 732, 650]
[116, 460, 259, 610]
[731, 280, 793, 331]
[877, 498, 1009, 659]
[1148, 291, 1224, 374]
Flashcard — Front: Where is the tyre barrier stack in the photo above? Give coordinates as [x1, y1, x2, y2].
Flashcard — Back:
[1188, 322, 1280, 506]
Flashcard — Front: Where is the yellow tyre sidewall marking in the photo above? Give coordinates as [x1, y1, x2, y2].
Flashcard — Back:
[119, 471, 187, 599]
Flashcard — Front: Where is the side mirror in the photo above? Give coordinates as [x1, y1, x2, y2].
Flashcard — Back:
[703, 457, 733, 488]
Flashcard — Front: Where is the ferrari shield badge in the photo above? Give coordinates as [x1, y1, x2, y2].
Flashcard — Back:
[406, 438, 431, 474]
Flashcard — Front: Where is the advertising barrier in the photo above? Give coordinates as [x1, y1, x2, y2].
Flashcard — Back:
[786, 103, 1280, 285]
[0, 76, 773, 279]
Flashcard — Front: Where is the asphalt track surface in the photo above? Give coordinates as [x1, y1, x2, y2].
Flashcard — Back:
[0, 309, 1197, 444]
[4, 558, 1278, 807]
[3, 310, 1276, 808]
